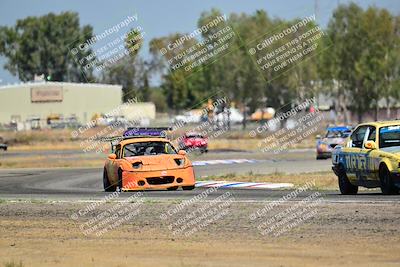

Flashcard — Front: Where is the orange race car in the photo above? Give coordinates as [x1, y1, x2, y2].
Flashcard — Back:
[103, 128, 196, 191]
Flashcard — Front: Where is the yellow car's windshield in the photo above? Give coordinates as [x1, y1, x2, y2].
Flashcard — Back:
[379, 125, 400, 148]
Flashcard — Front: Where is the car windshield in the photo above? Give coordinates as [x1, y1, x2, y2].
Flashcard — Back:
[379, 125, 400, 148]
[326, 130, 351, 138]
[123, 141, 177, 157]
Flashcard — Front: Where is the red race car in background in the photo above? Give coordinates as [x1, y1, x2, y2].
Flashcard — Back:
[179, 132, 208, 153]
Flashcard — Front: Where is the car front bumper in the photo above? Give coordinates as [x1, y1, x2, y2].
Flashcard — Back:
[120, 166, 195, 190]
[317, 151, 332, 157]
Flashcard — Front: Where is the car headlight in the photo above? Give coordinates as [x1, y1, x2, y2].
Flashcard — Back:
[318, 143, 328, 151]
[132, 162, 143, 169]
[174, 158, 185, 166]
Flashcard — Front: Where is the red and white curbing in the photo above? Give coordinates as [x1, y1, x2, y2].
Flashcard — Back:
[195, 181, 294, 189]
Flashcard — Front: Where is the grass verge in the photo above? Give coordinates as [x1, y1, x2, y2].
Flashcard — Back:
[3, 261, 23, 267]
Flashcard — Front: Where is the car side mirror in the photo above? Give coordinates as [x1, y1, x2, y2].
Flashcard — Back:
[178, 150, 187, 156]
[364, 141, 377, 150]
[108, 153, 117, 160]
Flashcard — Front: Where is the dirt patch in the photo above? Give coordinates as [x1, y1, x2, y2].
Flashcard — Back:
[0, 201, 399, 267]
[0, 126, 318, 153]
[0, 154, 103, 168]
[0, 148, 317, 170]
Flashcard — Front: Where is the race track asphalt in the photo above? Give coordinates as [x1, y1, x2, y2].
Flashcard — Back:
[0, 161, 397, 202]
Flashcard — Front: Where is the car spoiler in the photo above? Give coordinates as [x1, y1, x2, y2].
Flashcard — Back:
[123, 127, 172, 138]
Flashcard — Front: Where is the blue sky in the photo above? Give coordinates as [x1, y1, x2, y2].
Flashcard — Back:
[0, 0, 399, 85]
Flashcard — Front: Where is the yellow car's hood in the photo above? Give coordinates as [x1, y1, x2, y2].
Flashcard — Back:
[379, 147, 400, 160]
[380, 146, 400, 154]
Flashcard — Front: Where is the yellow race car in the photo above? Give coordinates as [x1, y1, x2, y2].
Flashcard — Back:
[332, 121, 400, 195]
[103, 128, 196, 191]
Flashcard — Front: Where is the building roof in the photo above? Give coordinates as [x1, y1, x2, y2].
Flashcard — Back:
[0, 81, 122, 91]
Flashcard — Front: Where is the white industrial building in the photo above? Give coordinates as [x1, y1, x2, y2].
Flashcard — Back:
[0, 82, 156, 127]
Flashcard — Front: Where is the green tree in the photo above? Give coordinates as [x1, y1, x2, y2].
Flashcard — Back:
[383, 15, 400, 118]
[149, 5, 400, 124]
[322, 3, 400, 122]
[149, 33, 200, 110]
[101, 28, 146, 102]
[101, 56, 140, 101]
[322, 3, 368, 122]
[356, 7, 396, 120]
[0, 12, 94, 82]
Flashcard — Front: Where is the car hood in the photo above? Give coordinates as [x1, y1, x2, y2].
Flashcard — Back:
[123, 154, 188, 171]
[380, 146, 400, 155]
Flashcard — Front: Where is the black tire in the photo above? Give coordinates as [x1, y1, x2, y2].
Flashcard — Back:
[379, 165, 399, 195]
[103, 168, 115, 192]
[182, 185, 195, 190]
[167, 186, 179, 191]
[316, 155, 325, 160]
[338, 166, 358, 195]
